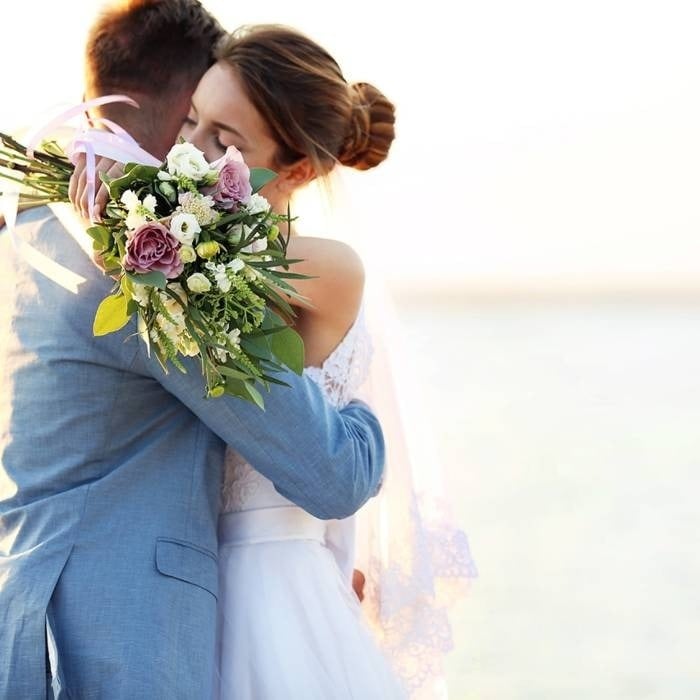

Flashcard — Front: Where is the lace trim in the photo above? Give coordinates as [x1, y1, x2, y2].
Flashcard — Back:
[304, 312, 372, 408]
[361, 491, 477, 697]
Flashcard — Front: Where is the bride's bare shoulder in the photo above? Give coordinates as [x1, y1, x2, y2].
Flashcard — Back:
[285, 236, 365, 315]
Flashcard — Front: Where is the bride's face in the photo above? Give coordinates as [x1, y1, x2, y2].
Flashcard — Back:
[179, 62, 279, 168]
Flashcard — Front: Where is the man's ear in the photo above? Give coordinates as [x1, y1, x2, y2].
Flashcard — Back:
[274, 157, 316, 196]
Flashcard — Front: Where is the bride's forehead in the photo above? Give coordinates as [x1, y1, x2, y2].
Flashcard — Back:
[194, 64, 252, 112]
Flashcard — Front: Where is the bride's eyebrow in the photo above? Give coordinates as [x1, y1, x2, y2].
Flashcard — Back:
[214, 121, 248, 145]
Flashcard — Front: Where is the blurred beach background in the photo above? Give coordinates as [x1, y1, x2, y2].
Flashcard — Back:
[3, 1, 700, 697]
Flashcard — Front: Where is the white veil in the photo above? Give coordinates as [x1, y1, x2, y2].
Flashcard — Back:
[353, 275, 477, 699]
[296, 174, 477, 698]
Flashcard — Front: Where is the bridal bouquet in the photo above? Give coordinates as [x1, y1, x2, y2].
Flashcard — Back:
[0, 131, 306, 407]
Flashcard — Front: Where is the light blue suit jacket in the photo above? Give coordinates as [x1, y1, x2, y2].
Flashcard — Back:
[0, 207, 384, 699]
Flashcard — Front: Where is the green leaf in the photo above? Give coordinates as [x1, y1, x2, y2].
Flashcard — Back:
[93, 293, 131, 336]
[217, 365, 252, 381]
[223, 377, 266, 410]
[240, 334, 273, 361]
[249, 168, 277, 193]
[242, 382, 265, 410]
[270, 326, 305, 375]
[125, 270, 167, 289]
[86, 225, 112, 250]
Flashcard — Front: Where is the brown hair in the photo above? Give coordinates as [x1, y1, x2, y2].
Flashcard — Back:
[85, 0, 224, 144]
[215, 25, 396, 175]
[85, 0, 224, 96]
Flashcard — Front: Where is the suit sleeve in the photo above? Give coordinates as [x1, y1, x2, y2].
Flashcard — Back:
[146, 353, 385, 520]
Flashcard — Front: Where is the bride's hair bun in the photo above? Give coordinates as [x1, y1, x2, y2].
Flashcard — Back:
[339, 82, 396, 171]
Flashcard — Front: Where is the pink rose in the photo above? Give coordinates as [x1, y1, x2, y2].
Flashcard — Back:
[205, 146, 252, 211]
[124, 222, 183, 279]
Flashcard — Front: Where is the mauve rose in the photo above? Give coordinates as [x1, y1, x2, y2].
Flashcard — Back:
[124, 222, 183, 279]
[205, 146, 252, 211]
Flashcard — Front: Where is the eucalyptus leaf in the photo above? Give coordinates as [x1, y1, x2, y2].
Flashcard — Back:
[125, 270, 167, 290]
[249, 168, 277, 193]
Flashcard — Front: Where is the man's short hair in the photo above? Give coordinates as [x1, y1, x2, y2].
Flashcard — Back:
[85, 0, 225, 98]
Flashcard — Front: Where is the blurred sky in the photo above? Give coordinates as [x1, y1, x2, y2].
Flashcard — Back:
[2, 0, 700, 292]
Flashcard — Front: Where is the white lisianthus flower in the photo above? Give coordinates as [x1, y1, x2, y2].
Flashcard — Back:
[227, 258, 245, 274]
[179, 245, 196, 263]
[246, 193, 270, 215]
[166, 142, 210, 180]
[186, 272, 212, 294]
[205, 262, 231, 293]
[170, 212, 201, 245]
[242, 238, 268, 254]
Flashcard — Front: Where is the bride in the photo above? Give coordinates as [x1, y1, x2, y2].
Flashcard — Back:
[179, 26, 405, 698]
[182, 26, 475, 699]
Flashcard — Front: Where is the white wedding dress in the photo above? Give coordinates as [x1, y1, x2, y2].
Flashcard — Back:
[214, 312, 408, 699]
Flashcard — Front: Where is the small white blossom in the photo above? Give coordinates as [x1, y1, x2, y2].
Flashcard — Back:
[125, 210, 148, 232]
[143, 194, 157, 213]
[166, 142, 210, 180]
[186, 273, 212, 294]
[227, 328, 241, 347]
[120, 189, 140, 211]
[170, 212, 201, 245]
[205, 262, 231, 293]
[246, 193, 271, 215]
[157, 171, 173, 181]
[121, 190, 157, 231]
[213, 347, 228, 363]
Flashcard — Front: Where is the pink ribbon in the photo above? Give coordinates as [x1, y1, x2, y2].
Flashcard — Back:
[4, 95, 164, 290]
[26, 94, 162, 221]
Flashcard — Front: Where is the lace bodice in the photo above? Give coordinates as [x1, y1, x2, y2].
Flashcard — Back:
[221, 312, 372, 514]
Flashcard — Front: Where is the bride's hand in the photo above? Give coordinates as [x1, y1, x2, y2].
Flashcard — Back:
[68, 154, 124, 222]
[352, 569, 366, 602]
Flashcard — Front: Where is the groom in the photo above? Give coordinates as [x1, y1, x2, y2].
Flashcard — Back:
[0, 2, 384, 698]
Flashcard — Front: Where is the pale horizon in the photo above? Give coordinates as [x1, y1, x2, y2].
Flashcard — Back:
[2, 0, 699, 293]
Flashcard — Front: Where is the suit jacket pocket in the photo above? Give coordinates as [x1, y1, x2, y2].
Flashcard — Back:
[155, 537, 218, 599]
